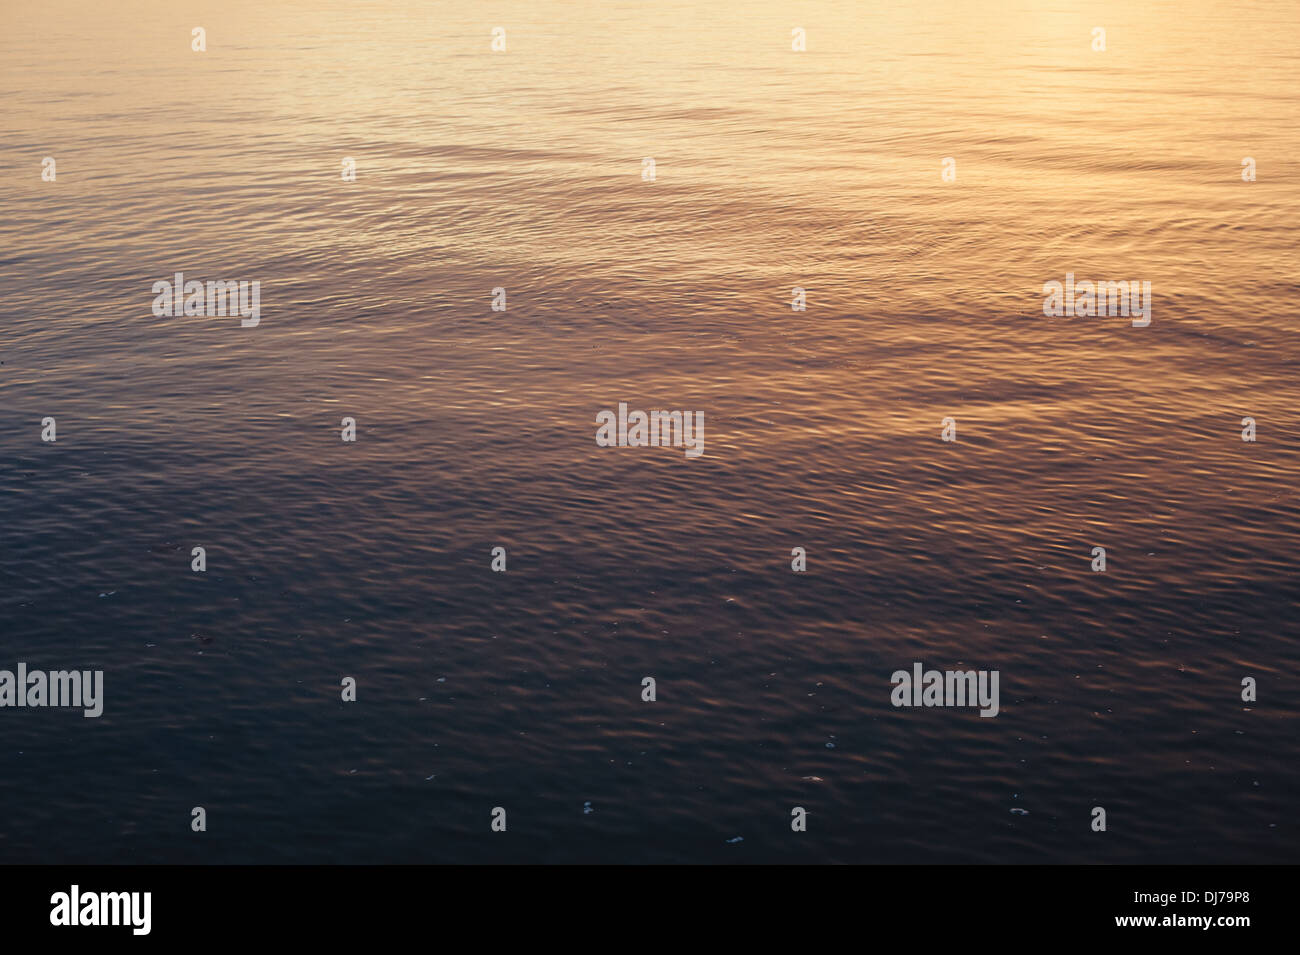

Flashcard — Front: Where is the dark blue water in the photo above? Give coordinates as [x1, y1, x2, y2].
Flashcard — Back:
[1, 0, 1297, 863]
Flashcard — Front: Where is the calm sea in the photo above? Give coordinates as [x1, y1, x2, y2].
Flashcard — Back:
[1, 0, 1297, 862]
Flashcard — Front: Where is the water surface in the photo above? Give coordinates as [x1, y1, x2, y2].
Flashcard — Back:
[1, 0, 1297, 863]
